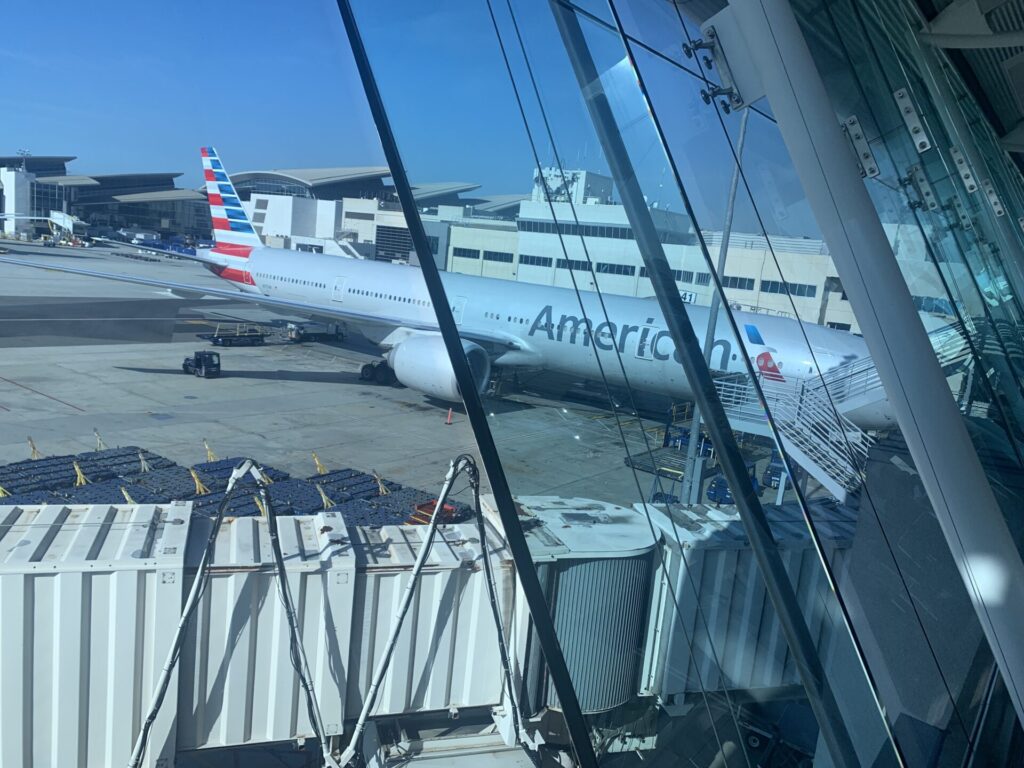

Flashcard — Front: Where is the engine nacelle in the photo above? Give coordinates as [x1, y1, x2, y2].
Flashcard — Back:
[386, 334, 491, 402]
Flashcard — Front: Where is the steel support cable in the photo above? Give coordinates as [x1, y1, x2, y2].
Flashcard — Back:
[259, 485, 340, 768]
[655, 0, 997, 758]
[814, 0, 1024, 743]
[656, 0, 908, 702]
[488, 1, 753, 758]
[465, 458, 528, 753]
[670, 0, 1000, 750]
[128, 458, 270, 768]
[338, 455, 522, 765]
[332, 3, 598, 765]
[679, 107, 750, 505]
[549, 3, 859, 764]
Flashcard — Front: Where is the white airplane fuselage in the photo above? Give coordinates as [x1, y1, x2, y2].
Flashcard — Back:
[206, 246, 895, 428]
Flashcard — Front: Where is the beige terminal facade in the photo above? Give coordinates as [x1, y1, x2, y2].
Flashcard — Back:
[238, 165, 972, 335]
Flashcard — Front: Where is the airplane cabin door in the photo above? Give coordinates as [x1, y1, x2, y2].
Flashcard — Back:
[331, 277, 347, 302]
[635, 324, 659, 360]
[450, 296, 468, 325]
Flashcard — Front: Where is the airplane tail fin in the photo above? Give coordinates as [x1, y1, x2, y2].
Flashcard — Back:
[201, 147, 262, 257]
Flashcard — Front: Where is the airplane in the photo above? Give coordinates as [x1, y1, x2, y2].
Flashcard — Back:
[0, 147, 900, 429]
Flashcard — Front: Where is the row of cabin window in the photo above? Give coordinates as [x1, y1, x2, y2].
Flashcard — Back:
[484, 311, 530, 325]
[350, 287, 431, 307]
[256, 272, 326, 289]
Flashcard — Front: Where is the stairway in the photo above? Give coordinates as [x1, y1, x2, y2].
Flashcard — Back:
[710, 322, 971, 503]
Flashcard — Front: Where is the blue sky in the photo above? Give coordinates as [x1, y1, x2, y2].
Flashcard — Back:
[2, 0, 819, 237]
[2, 0, 384, 188]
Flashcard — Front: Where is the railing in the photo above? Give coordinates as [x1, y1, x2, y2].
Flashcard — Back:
[811, 321, 971, 406]
[679, 321, 972, 499]
[712, 373, 870, 494]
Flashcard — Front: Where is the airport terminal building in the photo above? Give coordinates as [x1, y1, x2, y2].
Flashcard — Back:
[6, 1, 1024, 766]
[331, 0, 1024, 766]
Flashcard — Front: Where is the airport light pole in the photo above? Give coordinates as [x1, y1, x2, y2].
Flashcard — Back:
[679, 108, 749, 505]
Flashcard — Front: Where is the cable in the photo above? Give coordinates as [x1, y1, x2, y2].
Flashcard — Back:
[465, 457, 528, 753]
[128, 458, 266, 768]
[337, 454, 479, 766]
[260, 484, 342, 768]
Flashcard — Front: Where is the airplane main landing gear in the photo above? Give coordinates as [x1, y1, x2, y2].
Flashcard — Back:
[361, 360, 397, 386]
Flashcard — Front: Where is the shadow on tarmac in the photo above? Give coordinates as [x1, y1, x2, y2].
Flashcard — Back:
[117, 366, 367, 385]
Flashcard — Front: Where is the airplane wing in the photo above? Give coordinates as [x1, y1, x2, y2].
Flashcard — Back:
[0, 254, 530, 353]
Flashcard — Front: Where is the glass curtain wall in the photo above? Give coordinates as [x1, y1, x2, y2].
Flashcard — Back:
[595, 1, 1024, 763]
[341, 0, 1024, 765]
[790, 0, 1024, 520]
[336, 0, 1024, 764]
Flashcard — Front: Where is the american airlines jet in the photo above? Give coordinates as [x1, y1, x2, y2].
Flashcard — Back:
[0, 147, 897, 429]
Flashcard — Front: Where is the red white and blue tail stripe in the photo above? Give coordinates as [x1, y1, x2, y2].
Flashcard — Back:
[201, 147, 261, 258]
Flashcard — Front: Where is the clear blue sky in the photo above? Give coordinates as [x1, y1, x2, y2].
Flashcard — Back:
[2, 0, 385, 188]
[2, 0, 818, 237]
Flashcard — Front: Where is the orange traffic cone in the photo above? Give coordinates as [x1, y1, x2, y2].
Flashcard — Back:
[446, 408, 453, 426]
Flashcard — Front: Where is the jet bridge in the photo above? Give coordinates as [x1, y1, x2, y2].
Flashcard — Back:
[0, 495, 850, 767]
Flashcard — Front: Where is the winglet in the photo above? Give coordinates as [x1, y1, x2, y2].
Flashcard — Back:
[201, 147, 262, 256]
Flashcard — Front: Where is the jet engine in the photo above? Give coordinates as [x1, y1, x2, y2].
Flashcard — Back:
[386, 334, 491, 402]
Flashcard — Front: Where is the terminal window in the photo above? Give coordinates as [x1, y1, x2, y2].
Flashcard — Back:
[519, 254, 553, 267]
[453, 247, 480, 259]
[761, 279, 818, 298]
[483, 250, 514, 263]
[640, 266, 685, 281]
[722, 276, 756, 291]
[595, 262, 636, 276]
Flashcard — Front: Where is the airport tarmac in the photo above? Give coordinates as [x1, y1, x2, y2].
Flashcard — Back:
[0, 242, 676, 507]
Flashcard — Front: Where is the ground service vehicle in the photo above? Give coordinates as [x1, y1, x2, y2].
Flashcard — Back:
[182, 350, 221, 378]
[706, 461, 761, 505]
[762, 452, 787, 489]
[197, 323, 267, 347]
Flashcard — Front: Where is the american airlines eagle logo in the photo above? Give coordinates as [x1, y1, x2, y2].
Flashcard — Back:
[756, 351, 785, 382]
[745, 323, 785, 382]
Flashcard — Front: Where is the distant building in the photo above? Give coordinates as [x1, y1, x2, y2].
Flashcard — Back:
[0, 154, 209, 239]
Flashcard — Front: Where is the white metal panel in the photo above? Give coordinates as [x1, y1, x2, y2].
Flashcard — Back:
[639, 502, 853, 698]
[0, 502, 190, 768]
[347, 523, 512, 719]
[176, 512, 355, 750]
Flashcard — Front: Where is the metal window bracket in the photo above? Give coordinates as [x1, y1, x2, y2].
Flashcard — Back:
[699, 9, 766, 109]
[842, 116, 879, 178]
[981, 178, 1006, 217]
[908, 164, 939, 211]
[894, 88, 932, 153]
[950, 145, 979, 193]
[951, 195, 974, 230]
[685, 30, 742, 113]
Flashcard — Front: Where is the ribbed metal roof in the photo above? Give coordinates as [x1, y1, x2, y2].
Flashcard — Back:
[472, 193, 530, 213]
[410, 181, 481, 201]
[34, 174, 100, 186]
[113, 189, 206, 203]
[0, 155, 75, 169]
[230, 166, 389, 187]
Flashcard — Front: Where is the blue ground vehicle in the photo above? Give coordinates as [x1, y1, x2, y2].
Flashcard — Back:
[761, 451, 787, 489]
[706, 461, 760, 505]
[663, 425, 714, 457]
